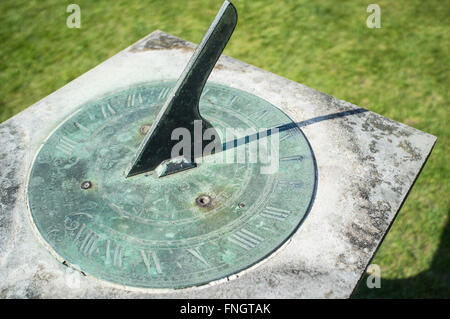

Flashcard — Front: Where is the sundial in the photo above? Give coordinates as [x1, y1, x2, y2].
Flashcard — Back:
[0, 1, 436, 298]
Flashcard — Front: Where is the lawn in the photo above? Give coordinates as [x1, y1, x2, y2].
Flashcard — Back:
[0, 0, 448, 298]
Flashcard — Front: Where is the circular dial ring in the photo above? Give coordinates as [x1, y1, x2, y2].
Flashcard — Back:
[27, 81, 317, 289]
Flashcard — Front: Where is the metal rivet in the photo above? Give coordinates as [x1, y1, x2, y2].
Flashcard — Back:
[139, 124, 152, 136]
[81, 181, 92, 189]
[196, 195, 212, 208]
[238, 202, 245, 208]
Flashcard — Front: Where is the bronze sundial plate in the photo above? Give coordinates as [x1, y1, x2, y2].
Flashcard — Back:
[0, 31, 436, 298]
[26, 81, 317, 289]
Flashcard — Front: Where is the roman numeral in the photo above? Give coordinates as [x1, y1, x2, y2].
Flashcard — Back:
[127, 93, 143, 107]
[187, 247, 209, 266]
[101, 103, 116, 119]
[228, 229, 264, 250]
[105, 240, 123, 268]
[73, 224, 99, 256]
[56, 136, 78, 155]
[132, 206, 145, 217]
[261, 206, 290, 221]
[157, 87, 171, 101]
[73, 121, 90, 134]
[127, 94, 135, 107]
[140, 250, 162, 275]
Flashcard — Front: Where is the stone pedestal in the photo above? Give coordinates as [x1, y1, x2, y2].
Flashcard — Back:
[0, 31, 436, 298]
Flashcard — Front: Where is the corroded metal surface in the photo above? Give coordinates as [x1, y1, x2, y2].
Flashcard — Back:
[26, 82, 316, 289]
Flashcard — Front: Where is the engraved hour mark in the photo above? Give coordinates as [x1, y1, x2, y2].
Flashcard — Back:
[101, 103, 116, 119]
[56, 136, 78, 155]
[278, 180, 303, 188]
[127, 93, 143, 107]
[127, 94, 135, 107]
[250, 109, 268, 121]
[227, 95, 238, 107]
[280, 155, 304, 162]
[73, 121, 90, 133]
[280, 128, 297, 142]
[157, 87, 171, 101]
[73, 224, 99, 256]
[140, 250, 162, 274]
[228, 228, 264, 250]
[105, 240, 124, 268]
[132, 206, 145, 217]
[73, 223, 86, 242]
[187, 247, 209, 266]
[261, 206, 290, 221]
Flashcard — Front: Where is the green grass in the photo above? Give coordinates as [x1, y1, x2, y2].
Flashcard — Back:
[0, 0, 448, 298]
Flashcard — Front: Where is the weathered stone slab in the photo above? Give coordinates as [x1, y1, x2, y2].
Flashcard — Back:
[0, 31, 436, 298]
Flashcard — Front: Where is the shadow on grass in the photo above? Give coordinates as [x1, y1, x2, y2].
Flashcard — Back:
[352, 209, 450, 298]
